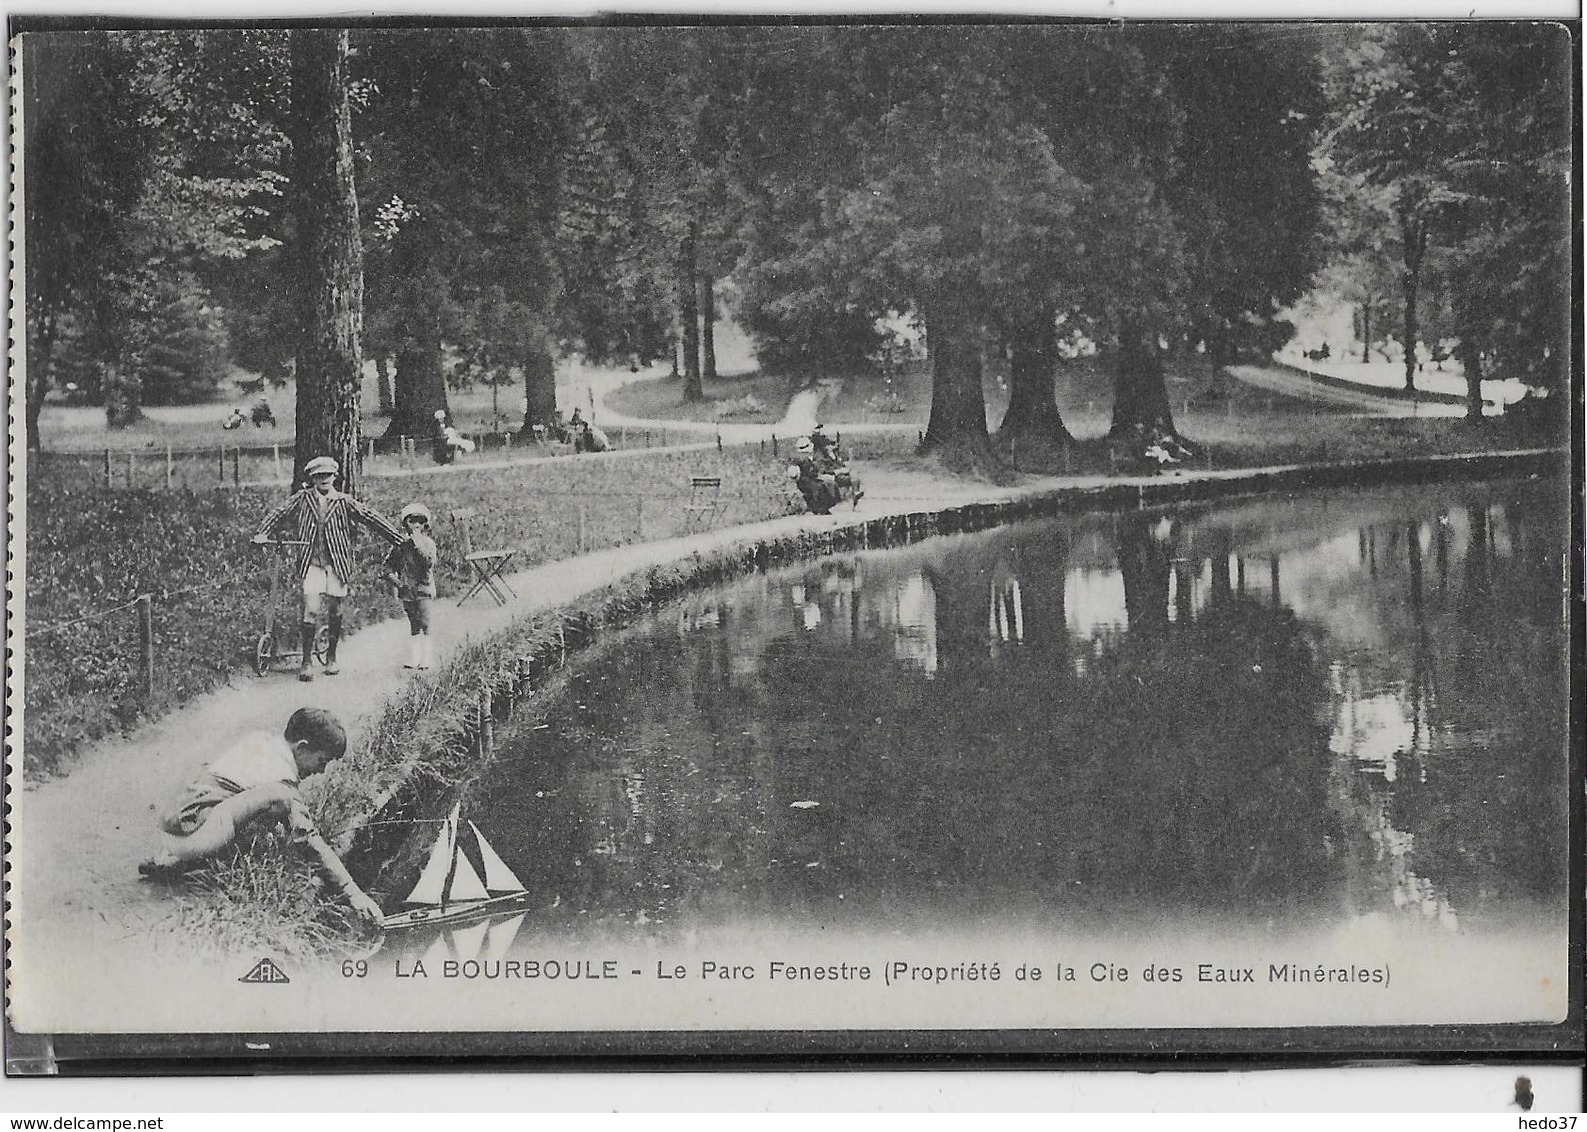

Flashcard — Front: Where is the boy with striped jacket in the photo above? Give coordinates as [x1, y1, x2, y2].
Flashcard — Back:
[252, 455, 404, 681]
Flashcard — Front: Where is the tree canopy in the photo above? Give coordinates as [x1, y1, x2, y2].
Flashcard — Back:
[20, 21, 1570, 458]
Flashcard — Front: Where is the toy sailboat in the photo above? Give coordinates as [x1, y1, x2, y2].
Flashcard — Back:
[382, 805, 532, 932]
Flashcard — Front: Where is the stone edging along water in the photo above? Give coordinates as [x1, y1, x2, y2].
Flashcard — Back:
[326, 446, 1565, 877]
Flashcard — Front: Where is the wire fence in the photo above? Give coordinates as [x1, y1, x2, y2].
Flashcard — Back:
[31, 424, 730, 492]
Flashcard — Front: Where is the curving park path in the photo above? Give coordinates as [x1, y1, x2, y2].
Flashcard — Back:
[576, 365, 918, 444]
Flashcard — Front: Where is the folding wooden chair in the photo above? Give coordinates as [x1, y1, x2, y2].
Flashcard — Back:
[683, 476, 724, 532]
[450, 508, 517, 606]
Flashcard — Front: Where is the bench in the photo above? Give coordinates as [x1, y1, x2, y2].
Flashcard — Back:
[682, 476, 724, 532]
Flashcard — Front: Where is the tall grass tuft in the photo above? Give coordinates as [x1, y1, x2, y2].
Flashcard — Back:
[162, 841, 382, 961]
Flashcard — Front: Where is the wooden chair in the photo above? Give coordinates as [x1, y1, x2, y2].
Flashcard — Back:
[683, 476, 724, 532]
[450, 508, 517, 606]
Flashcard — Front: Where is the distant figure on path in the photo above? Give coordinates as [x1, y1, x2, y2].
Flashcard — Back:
[385, 502, 439, 670]
[138, 707, 383, 925]
[252, 455, 404, 681]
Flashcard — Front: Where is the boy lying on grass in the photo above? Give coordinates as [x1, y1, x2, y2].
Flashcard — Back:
[138, 707, 383, 925]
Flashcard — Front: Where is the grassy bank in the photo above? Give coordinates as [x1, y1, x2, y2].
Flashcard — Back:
[23, 448, 797, 778]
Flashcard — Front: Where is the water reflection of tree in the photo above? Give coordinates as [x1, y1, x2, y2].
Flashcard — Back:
[1093, 514, 1338, 915]
[1374, 498, 1568, 915]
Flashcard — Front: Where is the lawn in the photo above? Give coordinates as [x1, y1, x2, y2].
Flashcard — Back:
[603, 368, 798, 422]
[33, 355, 644, 455]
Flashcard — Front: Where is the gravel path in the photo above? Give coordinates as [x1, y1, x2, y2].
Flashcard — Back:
[1224, 364, 1461, 417]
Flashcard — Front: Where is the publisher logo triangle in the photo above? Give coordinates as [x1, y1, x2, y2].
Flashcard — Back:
[239, 957, 291, 984]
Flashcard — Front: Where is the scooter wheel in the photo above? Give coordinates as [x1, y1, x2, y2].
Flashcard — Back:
[253, 633, 275, 677]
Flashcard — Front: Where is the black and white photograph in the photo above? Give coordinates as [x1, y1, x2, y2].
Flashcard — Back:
[6, 13, 1580, 1081]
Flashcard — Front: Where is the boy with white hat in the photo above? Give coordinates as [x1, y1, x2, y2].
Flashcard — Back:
[384, 501, 439, 669]
[253, 455, 404, 681]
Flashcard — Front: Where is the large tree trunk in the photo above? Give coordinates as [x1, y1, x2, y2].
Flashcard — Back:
[374, 354, 394, 415]
[386, 331, 447, 440]
[921, 297, 992, 458]
[700, 273, 717, 382]
[678, 222, 703, 401]
[290, 29, 365, 493]
[1399, 204, 1428, 394]
[1109, 315, 1177, 437]
[519, 338, 558, 433]
[997, 306, 1072, 445]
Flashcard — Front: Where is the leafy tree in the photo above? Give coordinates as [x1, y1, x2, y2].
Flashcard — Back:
[553, 101, 672, 368]
[136, 273, 233, 405]
[567, 28, 748, 400]
[1328, 22, 1571, 415]
[819, 28, 1101, 462]
[23, 28, 289, 441]
[354, 28, 564, 439]
[1437, 23, 1572, 412]
[1315, 167, 1402, 362]
[1155, 24, 1326, 366]
[994, 27, 1182, 444]
[22, 31, 156, 442]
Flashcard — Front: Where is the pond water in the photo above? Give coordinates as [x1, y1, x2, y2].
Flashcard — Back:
[387, 476, 1569, 1009]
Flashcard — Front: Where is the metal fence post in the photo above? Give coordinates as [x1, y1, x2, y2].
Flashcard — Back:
[232, 446, 241, 487]
[635, 495, 644, 541]
[577, 502, 587, 555]
[127, 451, 135, 489]
[165, 444, 174, 490]
[273, 443, 282, 482]
[218, 446, 226, 484]
[104, 449, 112, 489]
[136, 594, 154, 697]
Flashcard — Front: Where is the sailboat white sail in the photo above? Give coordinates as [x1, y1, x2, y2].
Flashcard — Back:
[470, 821, 525, 893]
[404, 809, 458, 907]
[383, 805, 532, 932]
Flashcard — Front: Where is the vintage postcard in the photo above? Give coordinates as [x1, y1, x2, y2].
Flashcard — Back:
[6, 16, 1579, 1070]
